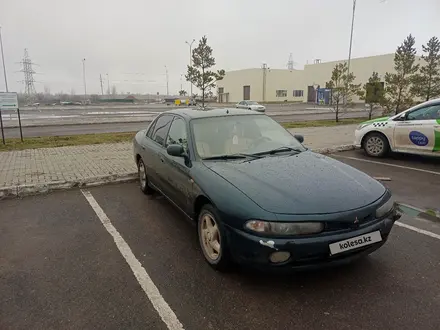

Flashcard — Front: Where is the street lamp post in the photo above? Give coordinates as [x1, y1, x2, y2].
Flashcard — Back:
[185, 39, 195, 96]
[0, 27, 8, 92]
[164, 65, 169, 96]
[106, 73, 110, 97]
[347, 0, 357, 78]
[82, 58, 87, 104]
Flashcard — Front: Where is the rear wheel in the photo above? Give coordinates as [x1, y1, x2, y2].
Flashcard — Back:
[197, 204, 231, 271]
[138, 158, 154, 195]
[363, 132, 390, 157]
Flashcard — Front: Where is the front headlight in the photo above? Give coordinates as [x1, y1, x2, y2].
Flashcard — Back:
[376, 197, 395, 218]
[357, 123, 370, 130]
[245, 220, 324, 236]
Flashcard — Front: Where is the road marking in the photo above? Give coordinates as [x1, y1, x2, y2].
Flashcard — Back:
[81, 189, 184, 330]
[396, 221, 440, 240]
[334, 155, 440, 176]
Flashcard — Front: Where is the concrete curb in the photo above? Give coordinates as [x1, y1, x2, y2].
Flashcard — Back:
[0, 173, 137, 200]
[312, 144, 357, 154]
[0, 145, 356, 200]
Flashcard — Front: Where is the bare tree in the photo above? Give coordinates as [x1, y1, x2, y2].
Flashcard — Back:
[326, 62, 363, 122]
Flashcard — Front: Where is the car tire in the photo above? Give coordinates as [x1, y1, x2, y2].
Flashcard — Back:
[138, 158, 154, 195]
[363, 132, 390, 157]
[197, 204, 231, 271]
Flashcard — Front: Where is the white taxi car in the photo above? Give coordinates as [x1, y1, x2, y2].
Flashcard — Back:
[355, 98, 440, 157]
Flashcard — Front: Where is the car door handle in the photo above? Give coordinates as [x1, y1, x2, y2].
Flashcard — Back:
[160, 157, 164, 163]
[141, 146, 145, 150]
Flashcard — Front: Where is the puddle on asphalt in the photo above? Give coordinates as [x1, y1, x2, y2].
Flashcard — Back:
[397, 203, 440, 223]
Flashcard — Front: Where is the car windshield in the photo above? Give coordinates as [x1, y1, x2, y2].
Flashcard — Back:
[247, 101, 258, 105]
[191, 114, 306, 159]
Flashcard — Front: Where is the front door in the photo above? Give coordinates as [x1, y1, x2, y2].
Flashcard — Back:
[393, 103, 440, 155]
[160, 116, 193, 214]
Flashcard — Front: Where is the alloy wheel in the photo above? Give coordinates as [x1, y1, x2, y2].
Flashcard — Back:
[366, 136, 384, 156]
[138, 160, 147, 189]
[200, 213, 221, 261]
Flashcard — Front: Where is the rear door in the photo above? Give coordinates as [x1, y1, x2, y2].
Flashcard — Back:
[146, 114, 173, 188]
[393, 103, 440, 155]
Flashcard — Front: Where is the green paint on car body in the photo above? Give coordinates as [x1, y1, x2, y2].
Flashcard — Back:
[361, 116, 390, 125]
[433, 129, 440, 152]
[436, 119, 440, 125]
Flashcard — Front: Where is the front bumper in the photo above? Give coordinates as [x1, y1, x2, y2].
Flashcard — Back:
[224, 211, 400, 272]
[354, 129, 364, 148]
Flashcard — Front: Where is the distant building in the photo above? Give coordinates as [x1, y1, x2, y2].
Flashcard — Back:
[217, 53, 416, 104]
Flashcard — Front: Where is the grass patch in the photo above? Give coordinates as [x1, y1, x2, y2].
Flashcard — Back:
[0, 132, 136, 151]
[281, 118, 366, 129]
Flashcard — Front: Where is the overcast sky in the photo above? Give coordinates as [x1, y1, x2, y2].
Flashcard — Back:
[1, 0, 439, 95]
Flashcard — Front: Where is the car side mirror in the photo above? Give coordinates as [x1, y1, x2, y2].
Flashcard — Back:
[294, 134, 304, 143]
[167, 144, 184, 157]
[396, 113, 407, 121]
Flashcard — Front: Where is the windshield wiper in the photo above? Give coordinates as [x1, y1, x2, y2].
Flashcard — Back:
[202, 153, 263, 160]
[256, 146, 304, 155]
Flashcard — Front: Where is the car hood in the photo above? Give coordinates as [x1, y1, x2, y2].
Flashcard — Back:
[204, 151, 385, 215]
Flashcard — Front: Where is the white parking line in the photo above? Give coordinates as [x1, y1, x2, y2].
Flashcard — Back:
[81, 189, 184, 330]
[334, 155, 440, 176]
[395, 221, 440, 240]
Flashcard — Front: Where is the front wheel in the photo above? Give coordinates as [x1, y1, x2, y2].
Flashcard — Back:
[363, 132, 389, 157]
[198, 204, 231, 271]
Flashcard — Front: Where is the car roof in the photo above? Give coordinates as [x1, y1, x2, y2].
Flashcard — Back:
[161, 107, 264, 119]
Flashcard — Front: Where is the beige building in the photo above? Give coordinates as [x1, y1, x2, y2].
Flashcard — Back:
[217, 53, 398, 104]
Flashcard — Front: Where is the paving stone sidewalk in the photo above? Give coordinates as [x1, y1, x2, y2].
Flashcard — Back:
[0, 125, 356, 197]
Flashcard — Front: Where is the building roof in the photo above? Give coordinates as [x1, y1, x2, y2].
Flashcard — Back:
[164, 107, 262, 119]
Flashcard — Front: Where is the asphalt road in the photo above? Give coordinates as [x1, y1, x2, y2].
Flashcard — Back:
[2, 110, 372, 138]
[1, 150, 439, 330]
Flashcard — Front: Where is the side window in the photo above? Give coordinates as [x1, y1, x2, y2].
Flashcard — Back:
[407, 105, 440, 121]
[152, 115, 173, 146]
[166, 118, 188, 152]
[239, 101, 245, 105]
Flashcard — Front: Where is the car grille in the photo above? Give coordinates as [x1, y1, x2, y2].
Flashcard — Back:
[324, 213, 375, 232]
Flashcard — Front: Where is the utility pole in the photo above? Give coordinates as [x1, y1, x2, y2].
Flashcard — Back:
[99, 74, 104, 95]
[18, 48, 38, 105]
[82, 58, 87, 104]
[164, 65, 169, 96]
[0, 27, 8, 92]
[185, 39, 195, 96]
[262, 63, 267, 102]
[180, 74, 183, 91]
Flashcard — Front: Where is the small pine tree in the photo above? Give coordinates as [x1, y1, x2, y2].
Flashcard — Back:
[325, 62, 363, 122]
[361, 72, 385, 120]
[185, 36, 225, 107]
[411, 36, 440, 101]
[384, 34, 419, 114]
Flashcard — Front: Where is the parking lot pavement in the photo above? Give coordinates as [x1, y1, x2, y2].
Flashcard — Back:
[331, 150, 440, 211]
[2, 166, 440, 330]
